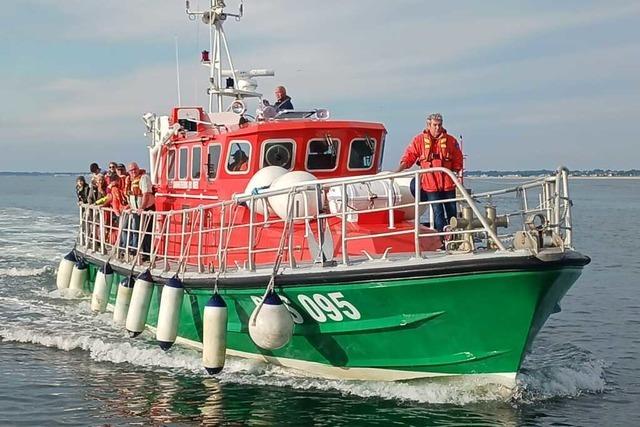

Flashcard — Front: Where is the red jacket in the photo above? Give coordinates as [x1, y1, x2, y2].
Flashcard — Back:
[399, 129, 463, 192]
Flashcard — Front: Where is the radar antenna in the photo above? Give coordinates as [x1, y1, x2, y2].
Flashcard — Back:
[185, 0, 274, 113]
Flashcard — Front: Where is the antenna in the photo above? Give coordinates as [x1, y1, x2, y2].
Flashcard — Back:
[186, 0, 272, 114]
[175, 35, 182, 106]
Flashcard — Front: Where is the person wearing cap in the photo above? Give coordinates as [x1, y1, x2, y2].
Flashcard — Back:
[395, 113, 463, 233]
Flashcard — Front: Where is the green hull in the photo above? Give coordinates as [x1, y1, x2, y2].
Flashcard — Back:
[85, 262, 583, 382]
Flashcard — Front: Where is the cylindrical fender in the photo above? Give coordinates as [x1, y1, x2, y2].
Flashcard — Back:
[113, 276, 135, 326]
[125, 269, 154, 338]
[91, 263, 114, 313]
[56, 251, 76, 290]
[156, 276, 185, 350]
[202, 293, 228, 374]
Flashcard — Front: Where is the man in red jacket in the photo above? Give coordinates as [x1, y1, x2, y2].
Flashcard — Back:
[395, 113, 463, 232]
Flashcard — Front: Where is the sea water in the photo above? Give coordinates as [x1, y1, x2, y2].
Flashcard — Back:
[0, 175, 638, 426]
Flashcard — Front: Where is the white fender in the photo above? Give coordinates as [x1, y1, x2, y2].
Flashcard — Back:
[91, 263, 114, 313]
[156, 276, 185, 350]
[125, 269, 154, 337]
[248, 291, 294, 350]
[243, 166, 288, 216]
[68, 259, 88, 292]
[56, 251, 76, 290]
[113, 276, 134, 326]
[268, 171, 320, 222]
[202, 293, 228, 374]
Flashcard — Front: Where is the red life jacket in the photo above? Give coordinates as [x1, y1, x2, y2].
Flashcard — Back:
[416, 131, 463, 192]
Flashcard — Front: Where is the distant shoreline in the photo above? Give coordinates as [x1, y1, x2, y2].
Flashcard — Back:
[1, 171, 638, 179]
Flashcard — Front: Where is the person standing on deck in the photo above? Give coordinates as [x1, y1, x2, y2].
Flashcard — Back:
[395, 113, 463, 232]
[122, 162, 155, 259]
[75, 176, 90, 204]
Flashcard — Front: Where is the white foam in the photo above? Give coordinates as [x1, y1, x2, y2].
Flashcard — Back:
[0, 288, 609, 406]
[0, 266, 53, 277]
[515, 359, 607, 402]
[0, 321, 516, 405]
[48, 288, 90, 300]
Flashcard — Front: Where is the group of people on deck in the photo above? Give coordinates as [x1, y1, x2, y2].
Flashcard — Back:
[76, 161, 155, 258]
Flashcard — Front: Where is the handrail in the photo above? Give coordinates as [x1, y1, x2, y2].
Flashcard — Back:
[75, 166, 575, 275]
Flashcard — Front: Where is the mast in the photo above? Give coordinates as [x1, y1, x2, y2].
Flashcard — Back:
[185, 0, 274, 114]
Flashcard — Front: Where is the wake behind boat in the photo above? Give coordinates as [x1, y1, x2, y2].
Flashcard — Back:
[56, 1, 589, 390]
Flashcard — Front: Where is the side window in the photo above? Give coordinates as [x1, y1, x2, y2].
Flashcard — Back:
[192, 146, 201, 179]
[226, 142, 251, 174]
[167, 149, 176, 180]
[378, 134, 386, 169]
[348, 138, 375, 170]
[262, 140, 294, 170]
[179, 147, 188, 180]
[306, 138, 339, 171]
[207, 145, 221, 180]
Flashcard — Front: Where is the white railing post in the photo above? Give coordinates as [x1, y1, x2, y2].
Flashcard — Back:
[217, 207, 225, 272]
[414, 171, 421, 258]
[197, 207, 204, 273]
[341, 182, 348, 265]
[248, 197, 255, 271]
[163, 214, 171, 271]
[554, 173, 561, 235]
[99, 210, 106, 255]
[387, 178, 395, 230]
[561, 168, 572, 246]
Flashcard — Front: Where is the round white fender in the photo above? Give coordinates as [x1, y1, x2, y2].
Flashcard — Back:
[56, 251, 76, 290]
[91, 263, 114, 313]
[268, 171, 319, 222]
[125, 269, 154, 338]
[244, 165, 288, 216]
[248, 291, 294, 350]
[68, 259, 88, 292]
[202, 293, 228, 374]
[156, 276, 185, 350]
[113, 276, 135, 326]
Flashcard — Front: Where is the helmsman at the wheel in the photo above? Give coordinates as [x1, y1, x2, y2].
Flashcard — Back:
[395, 113, 463, 232]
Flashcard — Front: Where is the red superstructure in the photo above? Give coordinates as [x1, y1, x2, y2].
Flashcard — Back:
[145, 106, 440, 270]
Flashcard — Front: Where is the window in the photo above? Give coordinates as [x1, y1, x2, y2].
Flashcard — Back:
[207, 145, 221, 180]
[262, 140, 295, 170]
[167, 149, 176, 180]
[179, 147, 188, 179]
[378, 134, 386, 169]
[306, 138, 339, 171]
[348, 138, 376, 170]
[192, 146, 201, 179]
[226, 141, 251, 174]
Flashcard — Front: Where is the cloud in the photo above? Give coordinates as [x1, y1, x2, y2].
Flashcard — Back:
[2, 1, 640, 171]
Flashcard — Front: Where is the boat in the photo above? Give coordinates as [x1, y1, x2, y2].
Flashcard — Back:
[57, 0, 589, 389]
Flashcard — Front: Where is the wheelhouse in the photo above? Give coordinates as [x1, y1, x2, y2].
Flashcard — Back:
[155, 107, 387, 211]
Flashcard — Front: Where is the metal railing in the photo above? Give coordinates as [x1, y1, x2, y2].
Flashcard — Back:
[77, 167, 574, 274]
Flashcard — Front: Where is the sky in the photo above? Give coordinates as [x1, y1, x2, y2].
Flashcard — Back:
[1, 0, 639, 172]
